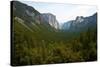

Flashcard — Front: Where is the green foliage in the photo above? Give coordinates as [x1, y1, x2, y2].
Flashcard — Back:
[12, 18, 97, 66]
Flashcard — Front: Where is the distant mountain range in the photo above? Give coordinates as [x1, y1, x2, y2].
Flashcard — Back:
[12, 1, 97, 32]
[62, 13, 97, 32]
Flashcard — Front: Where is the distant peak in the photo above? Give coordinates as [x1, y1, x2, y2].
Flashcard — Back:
[75, 16, 84, 23]
[76, 16, 84, 20]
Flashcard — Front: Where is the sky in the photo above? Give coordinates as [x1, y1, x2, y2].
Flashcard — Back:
[20, 1, 97, 23]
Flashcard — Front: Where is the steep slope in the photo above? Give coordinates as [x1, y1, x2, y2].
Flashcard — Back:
[12, 1, 40, 24]
[61, 20, 73, 30]
[12, 1, 59, 32]
[36, 13, 59, 29]
[61, 13, 97, 32]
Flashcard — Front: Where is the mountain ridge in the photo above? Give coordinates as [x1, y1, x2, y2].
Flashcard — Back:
[12, 1, 59, 31]
[61, 13, 97, 32]
[13, 1, 97, 32]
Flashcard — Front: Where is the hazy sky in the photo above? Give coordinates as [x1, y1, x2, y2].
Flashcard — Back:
[20, 1, 97, 23]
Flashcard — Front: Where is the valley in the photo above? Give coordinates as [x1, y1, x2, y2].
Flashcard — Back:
[11, 1, 97, 66]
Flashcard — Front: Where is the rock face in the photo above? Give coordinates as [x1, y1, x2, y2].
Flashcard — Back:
[61, 13, 97, 32]
[36, 13, 59, 29]
[75, 16, 84, 23]
[12, 1, 60, 31]
[61, 20, 73, 30]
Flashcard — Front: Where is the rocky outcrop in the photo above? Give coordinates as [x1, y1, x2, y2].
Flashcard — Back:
[12, 1, 60, 32]
[61, 13, 97, 32]
[36, 13, 59, 29]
